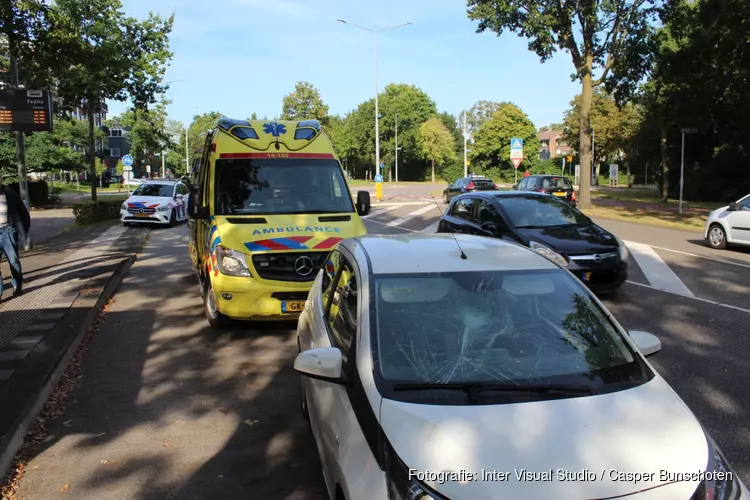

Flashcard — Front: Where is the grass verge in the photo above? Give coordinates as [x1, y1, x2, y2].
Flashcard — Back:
[591, 187, 720, 211]
[581, 205, 706, 232]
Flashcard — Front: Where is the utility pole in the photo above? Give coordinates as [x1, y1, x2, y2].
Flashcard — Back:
[463, 111, 468, 178]
[9, 37, 30, 213]
[394, 114, 398, 183]
[161, 151, 166, 178]
[185, 126, 190, 174]
[591, 126, 596, 186]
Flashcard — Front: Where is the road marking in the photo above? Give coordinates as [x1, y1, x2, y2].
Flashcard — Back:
[363, 218, 418, 233]
[421, 221, 439, 233]
[625, 280, 750, 315]
[6, 335, 43, 350]
[625, 241, 695, 297]
[386, 205, 438, 227]
[362, 205, 401, 219]
[643, 244, 750, 269]
[24, 323, 56, 332]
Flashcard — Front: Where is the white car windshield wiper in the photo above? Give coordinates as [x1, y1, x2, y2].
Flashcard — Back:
[393, 382, 593, 394]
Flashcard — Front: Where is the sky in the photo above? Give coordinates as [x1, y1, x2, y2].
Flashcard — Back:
[109, 0, 583, 129]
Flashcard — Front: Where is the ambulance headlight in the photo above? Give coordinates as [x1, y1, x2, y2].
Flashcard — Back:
[215, 245, 252, 277]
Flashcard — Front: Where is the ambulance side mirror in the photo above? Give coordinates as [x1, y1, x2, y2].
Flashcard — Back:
[356, 190, 371, 216]
[188, 184, 208, 220]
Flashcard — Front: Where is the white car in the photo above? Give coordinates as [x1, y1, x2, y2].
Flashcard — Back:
[704, 193, 750, 249]
[120, 180, 190, 226]
[295, 233, 748, 500]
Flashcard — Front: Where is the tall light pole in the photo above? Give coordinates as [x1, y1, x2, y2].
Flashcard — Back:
[463, 111, 468, 177]
[337, 19, 412, 181]
[394, 114, 398, 182]
[679, 128, 698, 215]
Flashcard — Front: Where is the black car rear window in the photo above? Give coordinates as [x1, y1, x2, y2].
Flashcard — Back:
[542, 177, 573, 190]
[472, 178, 494, 187]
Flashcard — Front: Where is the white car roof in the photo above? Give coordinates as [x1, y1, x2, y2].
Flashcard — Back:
[346, 234, 559, 275]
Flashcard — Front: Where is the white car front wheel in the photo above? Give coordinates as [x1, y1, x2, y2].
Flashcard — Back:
[708, 223, 727, 249]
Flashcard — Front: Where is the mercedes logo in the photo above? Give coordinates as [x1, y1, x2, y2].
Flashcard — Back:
[593, 254, 602, 263]
[294, 256, 314, 276]
[138, 208, 145, 213]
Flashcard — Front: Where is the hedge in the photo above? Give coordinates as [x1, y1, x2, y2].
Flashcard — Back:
[72, 199, 123, 225]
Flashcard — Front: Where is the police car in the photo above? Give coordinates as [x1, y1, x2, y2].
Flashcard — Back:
[121, 180, 190, 226]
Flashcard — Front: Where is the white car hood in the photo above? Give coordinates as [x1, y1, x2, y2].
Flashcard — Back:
[380, 375, 708, 499]
[125, 195, 172, 207]
[708, 205, 730, 219]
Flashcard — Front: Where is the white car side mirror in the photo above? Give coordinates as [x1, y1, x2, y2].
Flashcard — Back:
[294, 348, 345, 383]
[629, 330, 662, 357]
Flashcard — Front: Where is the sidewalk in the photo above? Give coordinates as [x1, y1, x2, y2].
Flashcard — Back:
[0, 223, 148, 483]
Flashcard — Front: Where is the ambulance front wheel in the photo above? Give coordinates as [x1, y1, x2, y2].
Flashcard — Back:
[204, 281, 231, 329]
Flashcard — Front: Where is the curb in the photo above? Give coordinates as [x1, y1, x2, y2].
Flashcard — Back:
[0, 254, 136, 480]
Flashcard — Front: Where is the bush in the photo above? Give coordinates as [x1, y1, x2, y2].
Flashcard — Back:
[72, 199, 122, 225]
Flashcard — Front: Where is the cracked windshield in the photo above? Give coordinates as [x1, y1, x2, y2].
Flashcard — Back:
[2, 0, 749, 498]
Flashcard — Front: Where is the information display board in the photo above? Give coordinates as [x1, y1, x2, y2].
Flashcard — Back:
[0, 89, 53, 132]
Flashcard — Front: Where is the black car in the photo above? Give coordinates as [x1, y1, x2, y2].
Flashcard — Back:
[437, 191, 628, 294]
[443, 176, 498, 204]
[515, 175, 576, 207]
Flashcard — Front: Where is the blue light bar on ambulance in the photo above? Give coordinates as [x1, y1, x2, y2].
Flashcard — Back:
[294, 119, 321, 140]
[232, 127, 259, 140]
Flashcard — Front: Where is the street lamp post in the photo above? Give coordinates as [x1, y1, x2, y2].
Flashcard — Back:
[337, 19, 412, 182]
[395, 114, 398, 182]
[463, 111, 468, 178]
[679, 128, 698, 215]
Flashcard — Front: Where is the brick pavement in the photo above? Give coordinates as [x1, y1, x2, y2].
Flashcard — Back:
[0, 224, 144, 382]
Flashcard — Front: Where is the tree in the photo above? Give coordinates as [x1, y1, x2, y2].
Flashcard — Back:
[467, 0, 658, 207]
[562, 89, 638, 170]
[182, 111, 222, 166]
[418, 118, 456, 183]
[281, 81, 329, 122]
[539, 124, 563, 133]
[42, 0, 172, 201]
[459, 101, 512, 139]
[345, 84, 438, 180]
[116, 98, 171, 177]
[437, 112, 464, 153]
[471, 104, 540, 178]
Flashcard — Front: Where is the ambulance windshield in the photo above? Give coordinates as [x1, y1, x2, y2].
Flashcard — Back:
[214, 158, 355, 215]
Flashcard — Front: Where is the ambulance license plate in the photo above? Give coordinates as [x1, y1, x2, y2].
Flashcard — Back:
[553, 191, 566, 197]
[281, 301, 305, 313]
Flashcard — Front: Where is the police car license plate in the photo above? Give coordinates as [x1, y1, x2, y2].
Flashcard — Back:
[554, 191, 566, 197]
[281, 301, 305, 313]
[135, 213, 150, 218]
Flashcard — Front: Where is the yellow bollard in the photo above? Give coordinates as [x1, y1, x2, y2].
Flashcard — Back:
[375, 181, 382, 202]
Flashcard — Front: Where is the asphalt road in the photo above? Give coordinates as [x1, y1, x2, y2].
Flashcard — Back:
[14, 202, 750, 500]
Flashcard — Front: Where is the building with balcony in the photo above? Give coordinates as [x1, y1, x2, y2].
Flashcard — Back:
[538, 129, 572, 160]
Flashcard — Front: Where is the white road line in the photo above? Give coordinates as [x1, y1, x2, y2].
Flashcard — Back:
[386, 205, 439, 227]
[364, 218, 418, 233]
[362, 205, 402, 219]
[420, 221, 439, 233]
[625, 240, 695, 297]
[643, 244, 750, 269]
[625, 280, 750, 315]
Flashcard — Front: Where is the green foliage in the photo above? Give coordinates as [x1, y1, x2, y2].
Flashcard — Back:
[115, 98, 171, 176]
[281, 81, 329, 122]
[471, 104, 540, 175]
[562, 89, 641, 162]
[418, 117, 457, 182]
[183, 111, 222, 165]
[72, 199, 122, 224]
[459, 101, 512, 138]
[115, 159, 125, 176]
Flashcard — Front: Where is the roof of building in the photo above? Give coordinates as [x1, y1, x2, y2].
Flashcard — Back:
[347, 233, 557, 275]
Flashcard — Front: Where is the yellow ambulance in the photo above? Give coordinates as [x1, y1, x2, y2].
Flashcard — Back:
[187, 118, 371, 327]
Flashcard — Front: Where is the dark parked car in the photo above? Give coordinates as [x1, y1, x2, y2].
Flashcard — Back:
[437, 191, 628, 294]
[515, 175, 576, 207]
[443, 176, 498, 203]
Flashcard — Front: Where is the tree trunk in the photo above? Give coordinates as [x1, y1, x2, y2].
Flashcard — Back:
[660, 124, 669, 202]
[576, 55, 594, 209]
[87, 99, 98, 201]
[431, 159, 435, 183]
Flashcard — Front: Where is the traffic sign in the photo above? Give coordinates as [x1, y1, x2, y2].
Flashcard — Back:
[511, 158, 523, 169]
[0, 89, 53, 132]
[567, 155, 573, 162]
[511, 138, 523, 149]
[122, 155, 134, 167]
[374, 174, 383, 183]
[510, 137, 523, 165]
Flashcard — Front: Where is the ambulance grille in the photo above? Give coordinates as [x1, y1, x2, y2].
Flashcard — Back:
[251, 252, 328, 282]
